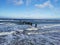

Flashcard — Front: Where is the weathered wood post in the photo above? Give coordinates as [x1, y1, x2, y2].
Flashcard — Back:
[35, 24, 37, 27]
[30, 23, 32, 26]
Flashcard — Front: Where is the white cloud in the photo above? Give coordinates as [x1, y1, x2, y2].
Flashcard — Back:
[7, 0, 31, 6]
[35, 0, 54, 8]
[54, 0, 58, 2]
[7, 0, 24, 5]
[26, 0, 31, 6]
[14, 0, 24, 5]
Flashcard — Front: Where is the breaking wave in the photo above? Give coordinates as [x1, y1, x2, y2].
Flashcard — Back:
[0, 22, 60, 45]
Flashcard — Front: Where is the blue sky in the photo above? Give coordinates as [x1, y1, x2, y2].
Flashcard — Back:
[0, 0, 60, 19]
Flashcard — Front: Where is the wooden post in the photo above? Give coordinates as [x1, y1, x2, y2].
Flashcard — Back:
[35, 24, 37, 27]
[30, 23, 32, 26]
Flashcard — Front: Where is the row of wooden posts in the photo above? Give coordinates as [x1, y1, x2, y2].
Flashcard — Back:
[22, 21, 37, 27]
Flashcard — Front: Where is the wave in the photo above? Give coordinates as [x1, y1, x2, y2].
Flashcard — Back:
[0, 23, 60, 45]
[0, 30, 60, 45]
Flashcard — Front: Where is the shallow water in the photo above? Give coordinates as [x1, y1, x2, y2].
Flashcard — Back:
[0, 22, 60, 45]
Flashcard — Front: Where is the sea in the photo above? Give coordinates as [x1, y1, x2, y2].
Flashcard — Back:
[0, 19, 60, 45]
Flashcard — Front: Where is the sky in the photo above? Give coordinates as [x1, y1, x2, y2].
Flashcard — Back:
[0, 0, 60, 19]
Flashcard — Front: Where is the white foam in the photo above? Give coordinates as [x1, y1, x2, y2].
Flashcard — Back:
[26, 27, 38, 30]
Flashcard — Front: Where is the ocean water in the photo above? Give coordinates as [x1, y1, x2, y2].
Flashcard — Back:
[0, 19, 60, 45]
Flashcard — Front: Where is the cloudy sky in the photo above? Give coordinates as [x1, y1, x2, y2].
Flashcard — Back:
[0, 0, 60, 19]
